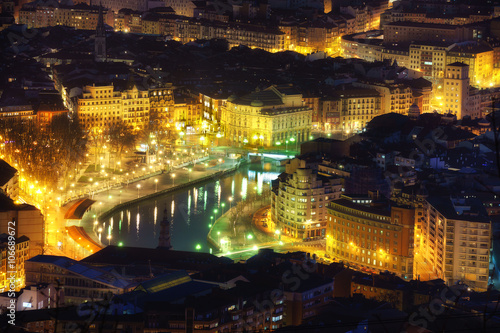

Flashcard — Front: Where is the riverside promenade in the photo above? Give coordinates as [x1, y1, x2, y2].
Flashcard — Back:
[54, 157, 242, 259]
[207, 197, 279, 260]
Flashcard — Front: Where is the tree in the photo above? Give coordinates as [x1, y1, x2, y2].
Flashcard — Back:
[107, 121, 135, 165]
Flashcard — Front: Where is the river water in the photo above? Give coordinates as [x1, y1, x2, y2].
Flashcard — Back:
[90, 162, 283, 253]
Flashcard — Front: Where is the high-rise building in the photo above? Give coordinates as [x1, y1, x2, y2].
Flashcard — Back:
[0, 234, 29, 291]
[326, 192, 415, 280]
[416, 196, 491, 291]
[443, 62, 469, 118]
[271, 158, 343, 239]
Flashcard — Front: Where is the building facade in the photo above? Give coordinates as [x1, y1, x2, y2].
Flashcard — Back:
[0, 234, 29, 292]
[416, 196, 491, 291]
[332, 88, 382, 134]
[271, 159, 343, 239]
[221, 86, 312, 147]
[77, 84, 150, 132]
[443, 62, 470, 118]
[326, 193, 415, 280]
[149, 84, 175, 126]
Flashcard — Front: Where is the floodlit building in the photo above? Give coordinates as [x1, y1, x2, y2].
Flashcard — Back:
[416, 196, 492, 291]
[271, 158, 343, 239]
[221, 85, 312, 147]
[0, 234, 29, 291]
[77, 84, 150, 131]
[443, 62, 470, 119]
[149, 84, 175, 126]
[326, 192, 415, 280]
[0, 194, 43, 258]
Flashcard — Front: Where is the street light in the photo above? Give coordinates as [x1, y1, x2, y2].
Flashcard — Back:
[229, 196, 233, 209]
[290, 137, 296, 152]
[107, 234, 111, 245]
[137, 184, 141, 198]
[221, 202, 225, 213]
[188, 168, 192, 181]
[155, 179, 158, 192]
[171, 173, 176, 186]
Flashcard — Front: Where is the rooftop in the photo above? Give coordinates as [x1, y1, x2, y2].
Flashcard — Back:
[28, 255, 130, 289]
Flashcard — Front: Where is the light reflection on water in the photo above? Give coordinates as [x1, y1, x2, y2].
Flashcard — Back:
[100, 164, 282, 252]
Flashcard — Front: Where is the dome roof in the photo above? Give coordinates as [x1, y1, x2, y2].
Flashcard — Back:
[251, 100, 264, 107]
[408, 103, 421, 119]
[227, 94, 237, 102]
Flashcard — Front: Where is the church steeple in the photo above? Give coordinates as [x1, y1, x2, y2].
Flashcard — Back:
[94, 2, 107, 62]
[157, 208, 172, 249]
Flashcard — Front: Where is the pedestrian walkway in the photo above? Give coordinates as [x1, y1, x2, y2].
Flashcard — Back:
[53, 157, 242, 259]
[208, 198, 275, 255]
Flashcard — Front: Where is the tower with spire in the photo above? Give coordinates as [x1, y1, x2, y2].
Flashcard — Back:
[157, 208, 172, 249]
[94, 2, 107, 62]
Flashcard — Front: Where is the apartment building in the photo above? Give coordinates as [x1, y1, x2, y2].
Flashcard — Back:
[353, 80, 414, 115]
[0, 234, 29, 291]
[164, 0, 197, 17]
[19, 3, 109, 30]
[221, 85, 312, 147]
[149, 84, 174, 125]
[271, 158, 343, 239]
[443, 62, 470, 119]
[326, 192, 415, 280]
[280, 18, 341, 55]
[173, 94, 201, 133]
[0, 195, 44, 258]
[216, 23, 286, 53]
[446, 41, 494, 87]
[330, 88, 382, 133]
[384, 21, 471, 44]
[77, 84, 150, 131]
[417, 196, 491, 291]
[199, 91, 229, 132]
[409, 43, 449, 81]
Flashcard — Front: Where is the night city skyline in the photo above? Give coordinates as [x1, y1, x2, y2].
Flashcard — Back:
[1, 0, 500, 332]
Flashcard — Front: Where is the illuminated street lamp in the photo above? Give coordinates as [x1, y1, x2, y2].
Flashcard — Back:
[290, 137, 296, 151]
[171, 173, 176, 186]
[137, 184, 141, 198]
[188, 168, 192, 181]
[221, 202, 225, 213]
[229, 196, 233, 209]
[155, 179, 158, 192]
[107, 234, 112, 245]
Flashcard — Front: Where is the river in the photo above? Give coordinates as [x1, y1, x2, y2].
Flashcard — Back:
[86, 162, 283, 253]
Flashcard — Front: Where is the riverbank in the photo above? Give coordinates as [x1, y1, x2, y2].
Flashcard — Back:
[97, 163, 241, 223]
[58, 157, 244, 257]
[207, 197, 276, 256]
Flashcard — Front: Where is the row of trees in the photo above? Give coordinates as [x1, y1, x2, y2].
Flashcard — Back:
[0, 116, 87, 189]
[0, 114, 180, 191]
[89, 119, 178, 168]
